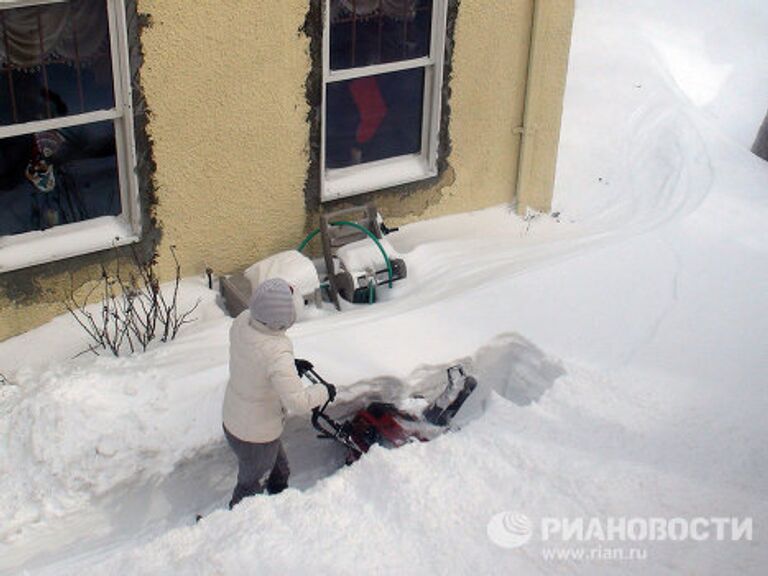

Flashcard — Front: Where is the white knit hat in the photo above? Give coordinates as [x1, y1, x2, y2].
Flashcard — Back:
[249, 278, 296, 331]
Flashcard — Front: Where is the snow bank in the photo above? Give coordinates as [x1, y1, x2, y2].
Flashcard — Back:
[0, 330, 565, 574]
[45, 348, 768, 576]
[0, 283, 229, 542]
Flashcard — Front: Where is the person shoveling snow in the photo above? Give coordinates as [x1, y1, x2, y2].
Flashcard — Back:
[222, 278, 335, 509]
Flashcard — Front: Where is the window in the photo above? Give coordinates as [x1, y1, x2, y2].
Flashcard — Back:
[0, 0, 138, 272]
[322, 0, 448, 201]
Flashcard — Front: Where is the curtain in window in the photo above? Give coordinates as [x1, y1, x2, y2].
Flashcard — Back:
[0, 1, 109, 71]
[333, 0, 417, 22]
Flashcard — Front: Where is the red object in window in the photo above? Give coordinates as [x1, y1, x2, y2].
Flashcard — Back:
[349, 76, 388, 144]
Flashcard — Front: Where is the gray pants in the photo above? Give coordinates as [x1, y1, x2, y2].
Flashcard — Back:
[223, 425, 290, 509]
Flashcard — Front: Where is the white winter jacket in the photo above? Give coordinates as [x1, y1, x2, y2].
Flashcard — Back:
[222, 311, 329, 443]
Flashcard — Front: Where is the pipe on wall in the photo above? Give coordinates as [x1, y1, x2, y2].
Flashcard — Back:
[514, 0, 540, 215]
[512, 0, 575, 215]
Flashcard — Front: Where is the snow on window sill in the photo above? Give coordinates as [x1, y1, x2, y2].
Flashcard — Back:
[0, 216, 139, 273]
[322, 154, 437, 202]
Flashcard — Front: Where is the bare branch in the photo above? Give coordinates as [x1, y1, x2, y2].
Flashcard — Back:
[64, 244, 199, 357]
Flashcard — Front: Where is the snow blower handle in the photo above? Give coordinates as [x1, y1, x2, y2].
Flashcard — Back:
[296, 359, 337, 414]
[295, 362, 351, 449]
[294, 358, 314, 378]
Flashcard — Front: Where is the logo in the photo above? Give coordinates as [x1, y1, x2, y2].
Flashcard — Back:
[487, 512, 533, 549]
[486, 512, 753, 562]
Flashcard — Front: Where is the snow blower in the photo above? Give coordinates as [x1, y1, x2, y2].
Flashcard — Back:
[296, 360, 477, 464]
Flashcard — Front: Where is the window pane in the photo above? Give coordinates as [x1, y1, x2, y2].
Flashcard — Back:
[330, 0, 433, 70]
[0, 0, 114, 126]
[326, 67, 425, 169]
[0, 120, 121, 236]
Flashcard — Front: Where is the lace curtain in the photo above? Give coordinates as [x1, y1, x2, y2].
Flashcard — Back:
[0, 1, 109, 70]
[333, 0, 418, 21]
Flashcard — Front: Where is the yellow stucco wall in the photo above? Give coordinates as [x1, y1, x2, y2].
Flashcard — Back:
[0, 0, 574, 341]
[138, 0, 312, 280]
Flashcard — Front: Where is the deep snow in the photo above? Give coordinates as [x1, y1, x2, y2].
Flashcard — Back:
[2, 0, 768, 574]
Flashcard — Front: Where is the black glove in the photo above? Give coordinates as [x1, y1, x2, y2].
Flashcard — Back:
[325, 383, 337, 403]
[294, 358, 314, 377]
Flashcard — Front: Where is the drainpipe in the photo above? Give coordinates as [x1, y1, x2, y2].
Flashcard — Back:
[514, 0, 540, 215]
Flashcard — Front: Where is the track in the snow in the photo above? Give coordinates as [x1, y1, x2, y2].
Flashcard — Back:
[2, 334, 563, 576]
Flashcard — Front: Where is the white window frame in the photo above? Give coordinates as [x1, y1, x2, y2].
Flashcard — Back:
[0, 0, 140, 273]
[321, 0, 448, 202]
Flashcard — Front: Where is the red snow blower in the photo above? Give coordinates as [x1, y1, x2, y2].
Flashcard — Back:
[296, 360, 477, 464]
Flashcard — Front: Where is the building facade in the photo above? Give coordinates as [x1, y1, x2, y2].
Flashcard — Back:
[0, 0, 574, 341]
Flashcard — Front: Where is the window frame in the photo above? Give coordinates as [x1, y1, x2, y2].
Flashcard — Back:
[0, 0, 140, 273]
[321, 0, 448, 202]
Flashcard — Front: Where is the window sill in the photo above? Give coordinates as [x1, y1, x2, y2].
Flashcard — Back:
[0, 216, 139, 273]
[322, 154, 437, 202]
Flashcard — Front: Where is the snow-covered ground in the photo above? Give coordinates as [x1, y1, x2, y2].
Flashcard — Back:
[2, 0, 768, 574]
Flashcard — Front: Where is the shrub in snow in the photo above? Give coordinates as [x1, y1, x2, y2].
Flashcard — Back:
[64, 245, 200, 357]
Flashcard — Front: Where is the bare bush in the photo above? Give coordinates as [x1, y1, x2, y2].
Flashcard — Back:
[65, 245, 200, 357]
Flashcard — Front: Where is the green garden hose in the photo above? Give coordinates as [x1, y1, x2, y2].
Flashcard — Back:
[297, 220, 394, 288]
